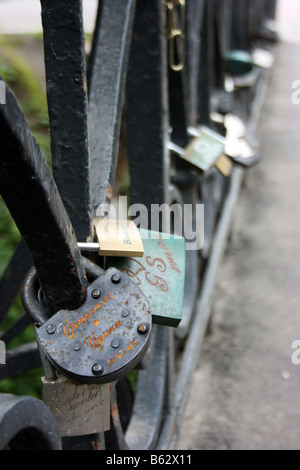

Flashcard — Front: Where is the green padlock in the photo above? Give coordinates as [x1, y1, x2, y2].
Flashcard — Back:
[110, 229, 185, 328]
[224, 50, 254, 76]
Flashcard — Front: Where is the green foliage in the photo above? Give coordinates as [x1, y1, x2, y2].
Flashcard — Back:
[0, 369, 43, 399]
[0, 37, 51, 159]
[0, 36, 50, 398]
[0, 203, 20, 277]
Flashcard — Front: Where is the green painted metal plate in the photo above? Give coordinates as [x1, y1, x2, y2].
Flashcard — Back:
[182, 127, 225, 171]
[109, 229, 185, 327]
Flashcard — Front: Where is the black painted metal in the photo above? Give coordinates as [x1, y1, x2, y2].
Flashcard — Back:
[0, 80, 88, 315]
[168, 64, 188, 148]
[41, 0, 92, 243]
[0, 393, 61, 449]
[0, 240, 32, 325]
[0, 313, 31, 344]
[126, 0, 169, 222]
[248, 0, 278, 42]
[0, 343, 41, 380]
[125, 326, 168, 449]
[88, 0, 136, 218]
[267, 0, 277, 18]
[22, 257, 103, 327]
[105, 386, 129, 450]
[197, 0, 213, 126]
[231, 0, 251, 51]
[215, 0, 233, 58]
[167, 1, 189, 148]
[185, 0, 206, 127]
[62, 432, 105, 451]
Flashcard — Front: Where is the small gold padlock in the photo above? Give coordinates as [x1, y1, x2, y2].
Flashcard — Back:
[93, 219, 144, 257]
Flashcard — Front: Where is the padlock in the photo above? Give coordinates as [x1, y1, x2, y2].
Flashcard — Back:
[224, 50, 254, 76]
[223, 114, 259, 167]
[252, 48, 274, 69]
[93, 218, 144, 257]
[184, 126, 225, 172]
[183, 126, 232, 177]
[22, 262, 152, 384]
[41, 374, 110, 436]
[109, 229, 186, 327]
[224, 114, 246, 138]
[225, 48, 273, 72]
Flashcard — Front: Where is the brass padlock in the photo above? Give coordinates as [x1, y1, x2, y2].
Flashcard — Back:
[93, 219, 144, 257]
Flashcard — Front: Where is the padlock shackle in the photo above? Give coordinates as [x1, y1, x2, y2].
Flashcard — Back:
[22, 258, 104, 327]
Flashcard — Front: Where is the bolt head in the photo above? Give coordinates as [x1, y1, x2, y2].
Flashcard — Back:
[111, 338, 120, 349]
[111, 273, 121, 284]
[122, 308, 130, 317]
[137, 324, 148, 335]
[91, 289, 101, 299]
[46, 324, 56, 335]
[92, 363, 103, 376]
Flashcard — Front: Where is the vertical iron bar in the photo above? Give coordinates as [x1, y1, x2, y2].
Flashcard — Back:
[197, 0, 212, 126]
[40, 0, 92, 242]
[231, 0, 251, 51]
[126, 0, 170, 225]
[215, 0, 233, 57]
[168, 57, 188, 148]
[87, 0, 136, 218]
[185, 0, 206, 127]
